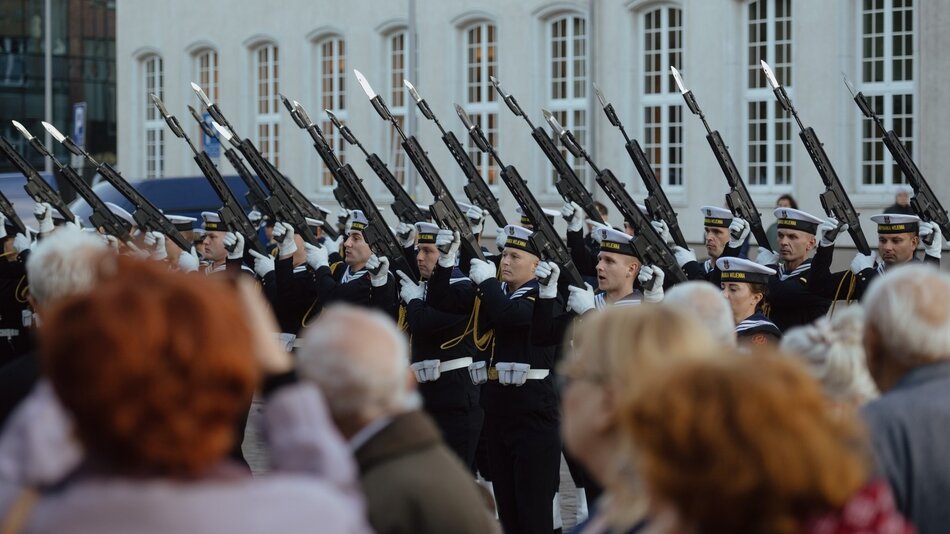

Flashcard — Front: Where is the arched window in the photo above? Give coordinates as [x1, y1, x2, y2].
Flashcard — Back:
[315, 36, 346, 187]
[463, 22, 499, 185]
[745, 0, 793, 189]
[640, 6, 684, 188]
[142, 55, 164, 178]
[546, 14, 587, 187]
[252, 43, 280, 167]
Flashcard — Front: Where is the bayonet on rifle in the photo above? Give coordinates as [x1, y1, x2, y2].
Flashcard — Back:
[672, 66, 774, 252]
[760, 61, 871, 254]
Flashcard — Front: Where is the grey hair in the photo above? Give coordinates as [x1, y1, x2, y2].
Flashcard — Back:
[26, 226, 109, 307]
[297, 305, 419, 422]
[781, 306, 878, 404]
[863, 263, 950, 363]
[663, 281, 737, 347]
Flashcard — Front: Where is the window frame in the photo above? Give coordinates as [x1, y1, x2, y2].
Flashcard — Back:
[252, 43, 280, 168]
[142, 54, 164, 179]
[544, 13, 589, 193]
[313, 36, 347, 190]
[462, 21, 500, 187]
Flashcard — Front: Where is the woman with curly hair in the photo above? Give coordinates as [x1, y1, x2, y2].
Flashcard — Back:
[0, 257, 371, 533]
[624, 350, 911, 534]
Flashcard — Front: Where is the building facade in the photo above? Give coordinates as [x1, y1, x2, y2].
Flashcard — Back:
[115, 0, 948, 247]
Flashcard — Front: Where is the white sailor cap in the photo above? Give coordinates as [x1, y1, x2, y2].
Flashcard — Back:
[305, 217, 324, 229]
[166, 214, 197, 233]
[700, 206, 733, 227]
[593, 226, 639, 257]
[105, 202, 135, 227]
[516, 206, 559, 227]
[313, 203, 331, 217]
[192, 228, 207, 242]
[716, 256, 776, 285]
[502, 224, 538, 255]
[870, 213, 920, 234]
[201, 211, 226, 232]
[415, 203, 433, 216]
[773, 207, 823, 235]
[415, 222, 441, 244]
[345, 210, 370, 233]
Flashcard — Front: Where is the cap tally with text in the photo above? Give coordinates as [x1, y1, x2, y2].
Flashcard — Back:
[167, 214, 197, 233]
[346, 210, 369, 233]
[594, 226, 638, 258]
[700, 206, 733, 228]
[773, 207, 823, 235]
[716, 256, 776, 285]
[870, 213, 920, 234]
[502, 224, 538, 255]
[516, 206, 559, 227]
[201, 211, 225, 232]
[106, 202, 135, 228]
[414, 222, 440, 244]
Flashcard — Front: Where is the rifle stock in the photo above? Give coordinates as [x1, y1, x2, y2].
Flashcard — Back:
[0, 190, 26, 236]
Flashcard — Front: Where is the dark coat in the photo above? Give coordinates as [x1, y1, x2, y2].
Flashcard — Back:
[354, 411, 497, 534]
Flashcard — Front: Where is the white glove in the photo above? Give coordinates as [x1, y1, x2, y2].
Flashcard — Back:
[466, 206, 487, 235]
[248, 210, 263, 228]
[143, 231, 168, 261]
[0, 214, 7, 240]
[755, 247, 780, 266]
[303, 242, 329, 270]
[65, 216, 82, 231]
[327, 233, 344, 252]
[366, 255, 390, 287]
[102, 234, 119, 252]
[224, 232, 245, 260]
[273, 222, 297, 257]
[672, 246, 696, 268]
[728, 217, 750, 248]
[249, 249, 275, 277]
[178, 246, 200, 273]
[817, 218, 847, 248]
[33, 202, 54, 234]
[436, 229, 460, 268]
[535, 261, 560, 299]
[336, 208, 350, 226]
[125, 242, 150, 260]
[13, 231, 32, 254]
[851, 251, 878, 274]
[567, 284, 596, 315]
[561, 201, 585, 233]
[469, 259, 496, 285]
[397, 271, 425, 303]
[920, 221, 943, 258]
[650, 219, 674, 246]
[396, 222, 416, 248]
[639, 265, 665, 303]
[494, 231, 506, 253]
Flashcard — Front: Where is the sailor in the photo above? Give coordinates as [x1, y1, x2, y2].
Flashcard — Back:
[198, 211, 254, 277]
[751, 207, 833, 331]
[395, 222, 483, 471]
[0, 215, 31, 364]
[809, 213, 942, 302]
[460, 224, 560, 534]
[141, 214, 200, 272]
[717, 256, 782, 345]
[670, 206, 750, 283]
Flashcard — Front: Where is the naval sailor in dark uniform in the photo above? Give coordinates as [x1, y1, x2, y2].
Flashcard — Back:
[670, 206, 749, 284]
[717, 257, 782, 346]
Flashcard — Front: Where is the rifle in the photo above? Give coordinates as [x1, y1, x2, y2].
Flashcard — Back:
[41, 121, 191, 251]
[151, 95, 265, 254]
[282, 98, 412, 276]
[0, 189, 25, 236]
[0, 136, 76, 223]
[11, 121, 131, 242]
[844, 76, 949, 245]
[543, 111, 687, 286]
[324, 109, 428, 224]
[490, 76, 605, 225]
[404, 80, 508, 228]
[354, 70, 486, 262]
[592, 84, 688, 249]
[671, 67, 774, 252]
[191, 84, 320, 246]
[758, 62, 871, 254]
[457, 104, 584, 288]
[185, 106, 284, 229]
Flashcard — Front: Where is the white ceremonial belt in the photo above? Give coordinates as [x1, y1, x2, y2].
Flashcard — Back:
[439, 357, 473, 373]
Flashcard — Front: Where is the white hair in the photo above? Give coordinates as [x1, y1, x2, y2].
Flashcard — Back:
[297, 305, 419, 422]
[26, 226, 109, 307]
[781, 306, 879, 404]
[663, 281, 737, 347]
[863, 263, 950, 363]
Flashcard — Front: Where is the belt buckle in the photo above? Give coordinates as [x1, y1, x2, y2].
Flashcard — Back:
[487, 367, 499, 381]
